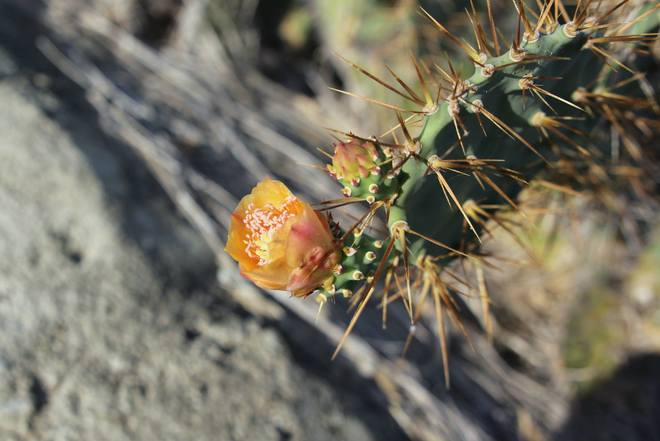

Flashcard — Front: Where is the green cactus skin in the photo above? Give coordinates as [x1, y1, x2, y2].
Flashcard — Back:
[317, 4, 659, 302]
[391, 24, 588, 256]
[329, 233, 388, 298]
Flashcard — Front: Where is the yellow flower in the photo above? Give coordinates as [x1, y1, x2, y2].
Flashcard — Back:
[225, 179, 339, 296]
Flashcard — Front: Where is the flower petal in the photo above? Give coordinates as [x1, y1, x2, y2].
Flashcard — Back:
[225, 178, 338, 295]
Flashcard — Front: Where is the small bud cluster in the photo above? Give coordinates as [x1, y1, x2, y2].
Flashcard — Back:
[327, 139, 402, 204]
[315, 232, 386, 301]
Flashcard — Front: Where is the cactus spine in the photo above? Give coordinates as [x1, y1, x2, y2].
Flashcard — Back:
[312, 1, 659, 358]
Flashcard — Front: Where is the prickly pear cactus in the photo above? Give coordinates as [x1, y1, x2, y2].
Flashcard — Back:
[227, 1, 659, 365]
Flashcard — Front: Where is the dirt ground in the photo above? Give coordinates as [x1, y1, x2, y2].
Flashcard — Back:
[0, 68, 405, 440]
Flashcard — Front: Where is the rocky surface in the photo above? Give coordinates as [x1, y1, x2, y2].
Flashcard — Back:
[1, 1, 658, 440]
[0, 75, 403, 441]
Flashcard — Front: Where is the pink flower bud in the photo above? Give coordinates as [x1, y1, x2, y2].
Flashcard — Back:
[327, 140, 380, 182]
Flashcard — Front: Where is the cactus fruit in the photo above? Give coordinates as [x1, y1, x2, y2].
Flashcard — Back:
[227, 1, 659, 369]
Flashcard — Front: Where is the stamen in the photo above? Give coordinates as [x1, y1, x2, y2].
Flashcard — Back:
[242, 197, 298, 265]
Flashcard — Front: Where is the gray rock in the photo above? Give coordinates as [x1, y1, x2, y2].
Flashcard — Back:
[0, 78, 402, 441]
[0, 47, 17, 77]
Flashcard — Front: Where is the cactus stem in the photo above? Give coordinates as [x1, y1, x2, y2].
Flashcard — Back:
[332, 235, 397, 360]
[496, 54, 569, 71]
[306, 0, 660, 364]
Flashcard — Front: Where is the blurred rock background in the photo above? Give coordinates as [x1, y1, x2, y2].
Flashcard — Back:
[0, 0, 658, 440]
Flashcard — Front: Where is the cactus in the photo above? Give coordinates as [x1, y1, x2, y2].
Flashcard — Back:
[227, 1, 659, 375]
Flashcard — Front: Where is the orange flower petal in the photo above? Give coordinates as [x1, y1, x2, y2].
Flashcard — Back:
[225, 178, 338, 295]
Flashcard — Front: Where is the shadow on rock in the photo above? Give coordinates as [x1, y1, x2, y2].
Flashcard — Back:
[556, 353, 660, 441]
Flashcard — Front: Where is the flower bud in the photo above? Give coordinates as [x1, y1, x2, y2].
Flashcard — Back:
[327, 140, 380, 182]
[225, 179, 339, 297]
